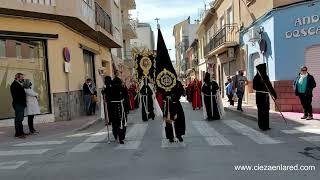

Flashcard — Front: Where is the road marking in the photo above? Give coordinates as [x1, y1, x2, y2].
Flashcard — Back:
[0, 161, 28, 170]
[192, 121, 232, 146]
[14, 141, 66, 146]
[68, 126, 111, 153]
[223, 120, 282, 144]
[116, 124, 148, 150]
[281, 130, 302, 134]
[161, 123, 186, 148]
[300, 136, 320, 142]
[66, 133, 93, 138]
[0, 149, 50, 156]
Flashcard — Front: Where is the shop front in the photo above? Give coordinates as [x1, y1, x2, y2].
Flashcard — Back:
[0, 16, 113, 121]
[241, 0, 320, 112]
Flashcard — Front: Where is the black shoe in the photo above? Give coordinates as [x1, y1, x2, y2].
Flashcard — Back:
[169, 139, 174, 143]
[306, 116, 313, 120]
[301, 116, 308, 119]
[119, 140, 124, 144]
[15, 135, 26, 139]
[178, 137, 183, 142]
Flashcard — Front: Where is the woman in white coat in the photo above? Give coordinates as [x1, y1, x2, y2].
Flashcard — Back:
[23, 79, 40, 134]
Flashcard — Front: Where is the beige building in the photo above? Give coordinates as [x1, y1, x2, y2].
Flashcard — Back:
[197, 0, 303, 96]
[0, 0, 125, 121]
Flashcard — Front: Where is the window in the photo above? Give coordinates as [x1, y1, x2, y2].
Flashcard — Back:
[29, 46, 35, 60]
[0, 40, 5, 57]
[0, 38, 50, 119]
[227, 7, 233, 25]
[220, 15, 225, 29]
[16, 43, 22, 59]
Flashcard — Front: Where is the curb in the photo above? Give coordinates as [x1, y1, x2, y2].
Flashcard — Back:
[224, 107, 258, 122]
[76, 118, 102, 131]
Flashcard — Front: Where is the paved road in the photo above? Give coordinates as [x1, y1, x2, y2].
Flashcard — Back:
[0, 101, 320, 180]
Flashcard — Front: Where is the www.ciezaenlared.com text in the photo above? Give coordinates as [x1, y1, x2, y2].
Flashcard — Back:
[234, 164, 316, 171]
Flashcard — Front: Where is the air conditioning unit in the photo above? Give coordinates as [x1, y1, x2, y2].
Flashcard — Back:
[248, 27, 260, 43]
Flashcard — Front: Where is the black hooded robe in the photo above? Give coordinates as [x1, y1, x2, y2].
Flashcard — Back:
[109, 78, 130, 141]
[253, 63, 277, 131]
[164, 81, 186, 140]
[140, 82, 155, 121]
[202, 80, 220, 120]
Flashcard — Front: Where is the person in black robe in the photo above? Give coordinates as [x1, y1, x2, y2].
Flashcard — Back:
[140, 77, 155, 121]
[109, 77, 130, 144]
[253, 63, 277, 131]
[202, 72, 221, 121]
[102, 76, 113, 125]
[164, 81, 186, 142]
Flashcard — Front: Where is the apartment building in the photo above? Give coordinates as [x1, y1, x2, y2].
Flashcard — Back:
[173, 17, 198, 80]
[131, 23, 155, 51]
[0, 0, 122, 121]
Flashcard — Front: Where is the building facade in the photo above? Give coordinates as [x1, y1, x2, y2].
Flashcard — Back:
[241, 0, 320, 112]
[0, 0, 122, 121]
[173, 17, 198, 81]
[131, 23, 155, 50]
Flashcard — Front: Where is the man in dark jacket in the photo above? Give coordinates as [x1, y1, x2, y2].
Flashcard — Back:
[253, 64, 277, 131]
[294, 66, 316, 120]
[83, 78, 94, 115]
[10, 73, 27, 138]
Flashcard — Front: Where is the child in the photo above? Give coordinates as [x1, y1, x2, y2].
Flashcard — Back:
[226, 78, 234, 106]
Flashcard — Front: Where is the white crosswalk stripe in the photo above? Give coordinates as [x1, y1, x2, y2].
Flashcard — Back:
[192, 121, 232, 146]
[0, 149, 50, 156]
[116, 124, 148, 150]
[161, 122, 186, 148]
[299, 136, 320, 142]
[14, 141, 66, 146]
[282, 128, 320, 135]
[66, 133, 93, 138]
[68, 126, 111, 153]
[223, 120, 282, 144]
[0, 161, 28, 170]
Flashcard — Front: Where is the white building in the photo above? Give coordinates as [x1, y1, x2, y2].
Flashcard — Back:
[131, 23, 155, 50]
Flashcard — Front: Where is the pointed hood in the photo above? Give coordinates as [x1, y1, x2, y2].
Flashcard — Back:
[256, 63, 267, 77]
[155, 29, 177, 92]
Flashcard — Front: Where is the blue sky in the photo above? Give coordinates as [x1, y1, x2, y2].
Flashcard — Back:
[131, 0, 210, 61]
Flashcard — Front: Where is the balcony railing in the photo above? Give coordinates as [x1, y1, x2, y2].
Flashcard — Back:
[95, 2, 112, 34]
[204, 24, 238, 56]
[19, 0, 56, 6]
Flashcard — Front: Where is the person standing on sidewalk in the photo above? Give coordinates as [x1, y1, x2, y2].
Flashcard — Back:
[10, 73, 27, 138]
[253, 63, 277, 131]
[233, 70, 248, 112]
[23, 79, 40, 134]
[83, 78, 94, 115]
[294, 66, 316, 120]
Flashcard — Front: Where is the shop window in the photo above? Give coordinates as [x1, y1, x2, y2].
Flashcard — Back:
[0, 40, 5, 58]
[0, 38, 50, 119]
[15, 43, 22, 59]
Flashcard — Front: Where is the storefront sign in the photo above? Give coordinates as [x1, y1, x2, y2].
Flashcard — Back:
[285, 15, 320, 39]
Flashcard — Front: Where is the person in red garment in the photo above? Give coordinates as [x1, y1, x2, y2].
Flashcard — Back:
[191, 78, 202, 110]
[128, 79, 137, 110]
[186, 81, 193, 103]
[156, 88, 165, 110]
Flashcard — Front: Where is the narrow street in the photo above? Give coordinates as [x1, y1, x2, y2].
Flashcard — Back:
[0, 99, 319, 180]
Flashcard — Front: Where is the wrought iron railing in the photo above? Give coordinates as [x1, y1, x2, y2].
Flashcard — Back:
[204, 24, 238, 56]
[95, 2, 112, 34]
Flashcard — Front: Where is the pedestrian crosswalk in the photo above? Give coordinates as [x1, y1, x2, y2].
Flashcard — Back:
[1, 118, 320, 170]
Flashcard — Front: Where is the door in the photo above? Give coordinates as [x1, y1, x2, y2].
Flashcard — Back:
[83, 50, 96, 83]
[251, 53, 262, 79]
[305, 45, 320, 110]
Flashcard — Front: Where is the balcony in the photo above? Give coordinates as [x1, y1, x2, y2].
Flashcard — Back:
[0, 0, 121, 48]
[122, 18, 137, 40]
[204, 24, 239, 57]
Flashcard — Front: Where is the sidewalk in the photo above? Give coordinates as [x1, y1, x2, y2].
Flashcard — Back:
[223, 98, 320, 128]
[0, 115, 100, 143]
